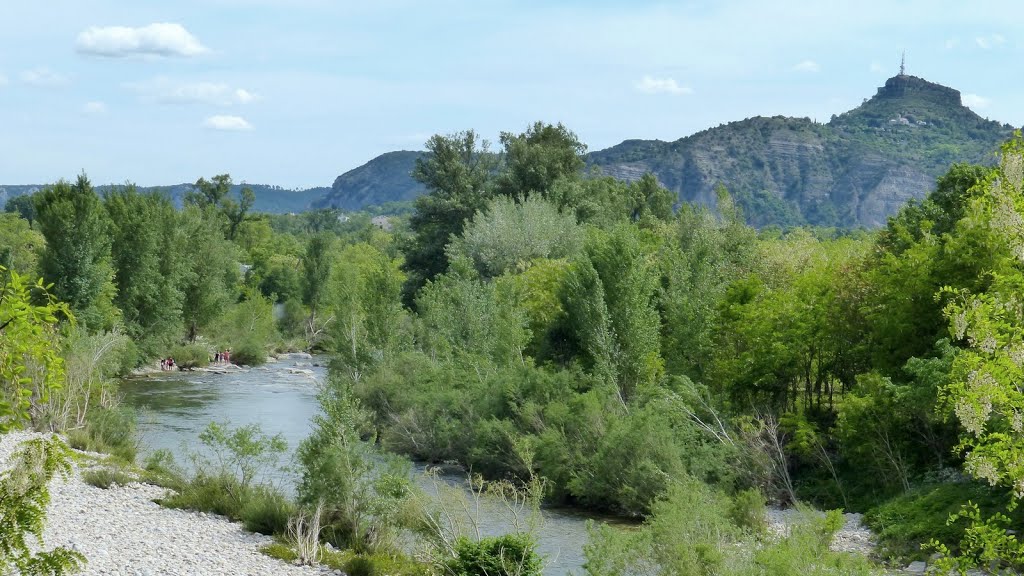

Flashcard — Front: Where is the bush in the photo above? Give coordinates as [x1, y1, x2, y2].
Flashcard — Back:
[87, 407, 136, 454]
[159, 422, 293, 536]
[140, 449, 186, 490]
[729, 488, 768, 535]
[863, 481, 1019, 563]
[161, 473, 243, 518]
[241, 487, 295, 535]
[228, 341, 267, 366]
[584, 477, 878, 576]
[83, 467, 134, 489]
[67, 406, 138, 462]
[167, 342, 210, 370]
[447, 534, 542, 576]
[754, 507, 874, 575]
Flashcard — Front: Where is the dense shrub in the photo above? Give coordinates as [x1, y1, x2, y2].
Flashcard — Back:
[240, 487, 296, 535]
[167, 342, 210, 370]
[446, 534, 542, 576]
[729, 488, 768, 535]
[584, 477, 877, 576]
[67, 406, 138, 462]
[229, 342, 268, 366]
[864, 481, 1020, 563]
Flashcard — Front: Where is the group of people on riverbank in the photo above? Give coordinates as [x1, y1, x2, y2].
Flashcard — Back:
[213, 350, 231, 364]
[159, 357, 176, 371]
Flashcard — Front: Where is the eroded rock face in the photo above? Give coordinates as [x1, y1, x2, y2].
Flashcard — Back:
[585, 74, 1013, 228]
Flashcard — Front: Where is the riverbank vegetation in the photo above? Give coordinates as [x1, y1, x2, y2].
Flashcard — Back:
[5, 124, 1024, 574]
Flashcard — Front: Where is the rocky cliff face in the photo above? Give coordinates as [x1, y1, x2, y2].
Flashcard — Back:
[315, 151, 425, 211]
[588, 75, 1014, 227]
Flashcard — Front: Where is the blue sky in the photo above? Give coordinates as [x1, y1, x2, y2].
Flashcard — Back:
[1, 0, 1021, 188]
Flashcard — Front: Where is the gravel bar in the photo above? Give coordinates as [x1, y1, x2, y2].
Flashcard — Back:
[1, 431, 336, 576]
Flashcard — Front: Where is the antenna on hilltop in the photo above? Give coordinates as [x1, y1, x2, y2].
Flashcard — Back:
[900, 51, 906, 75]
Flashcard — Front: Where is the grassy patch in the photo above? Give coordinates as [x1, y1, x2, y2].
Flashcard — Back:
[65, 407, 139, 463]
[262, 543, 426, 576]
[159, 473, 293, 535]
[260, 541, 299, 563]
[82, 467, 136, 489]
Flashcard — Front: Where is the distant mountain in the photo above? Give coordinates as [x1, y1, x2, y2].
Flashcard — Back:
[590, 74, 1015, 227]
[314, 151, 426, 211]
[315, 74, 1016, 228]
[0, 183, 328, 215]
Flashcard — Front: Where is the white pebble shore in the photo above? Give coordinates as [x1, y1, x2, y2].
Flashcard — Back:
[1, 431, 336, 576]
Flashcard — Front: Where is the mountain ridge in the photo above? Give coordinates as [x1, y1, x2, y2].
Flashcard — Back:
[315, 74, 1016, 227]
[5, 75, 1016, 226]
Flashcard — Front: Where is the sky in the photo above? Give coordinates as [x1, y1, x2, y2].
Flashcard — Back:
[1, 0, 1022, 189]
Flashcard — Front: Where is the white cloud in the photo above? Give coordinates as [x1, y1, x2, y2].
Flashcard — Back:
[869, 61, 885, 74]
[635, 76, 692, 96]
[975, 34, 1005, 50]
[234, 88, 258, 104]
[76, 23, 208, 57]
[792, 60, 820, 73]
[127, 78, 258, 105]
[963, 93, 990, 110]
[203, 115, 253, 131]
[20, 67, 69, 87]
[0, 73, 7, 87]
[83, 101, 107, 114]
[945, 38, 961, 50]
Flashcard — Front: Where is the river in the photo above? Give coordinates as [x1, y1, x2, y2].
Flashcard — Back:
[119, 357, 609, 575]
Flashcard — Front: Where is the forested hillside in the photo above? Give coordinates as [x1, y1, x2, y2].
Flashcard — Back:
[1, 182, 327, 215]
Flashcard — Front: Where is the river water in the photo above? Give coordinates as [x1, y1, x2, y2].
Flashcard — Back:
[119, 357, 608, 575]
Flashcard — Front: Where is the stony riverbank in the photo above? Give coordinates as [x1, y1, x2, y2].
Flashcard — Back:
[1, 431, 336, 576]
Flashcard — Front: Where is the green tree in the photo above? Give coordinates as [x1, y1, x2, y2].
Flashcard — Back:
[561, 226, 663, 405]
[223, 187, 255, 242]
[33, 174, 117, 330]
[104, 186, 184, 356]
[4, 194, 38, 228]
[929, 136, 1024, 573]
[297, 374, 410, 552]
[659, 201, 756, 380]
[330, 243, 407, 382]
[0, 213, 44, 279]
[186, 174, 255, 241]
[416, 258, 529, 370]
[496, 122, 586, 199]
[627, 173, 675, 224]
[403, 130, 498, 302]
[209, 291, 277, 366]
[302, 233, 335, 341]
[187, 174, 231, 208]
[180, 206, 240, 341]
[0, 270, 85, 575]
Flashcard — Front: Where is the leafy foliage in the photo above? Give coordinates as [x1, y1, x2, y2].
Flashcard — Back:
[0, 437, 85, 575]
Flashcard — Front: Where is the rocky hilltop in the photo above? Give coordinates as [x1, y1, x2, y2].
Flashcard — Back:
[315, 151, 426, 211]
[590, 74, 1014, 227]
[317, 74, 1016, 228]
